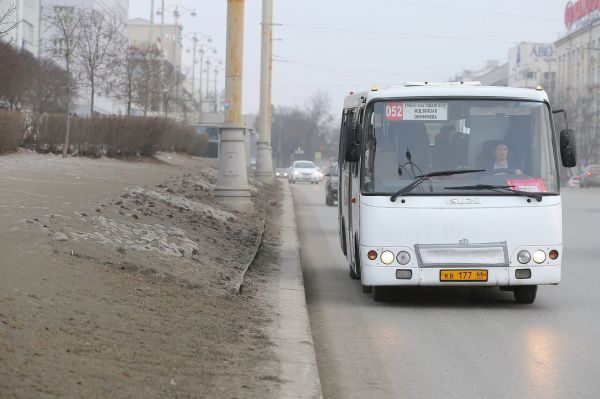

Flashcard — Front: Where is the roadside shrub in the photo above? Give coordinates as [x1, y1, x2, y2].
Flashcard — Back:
[34, 115, 208, 158]
[0, 111, 24, 154]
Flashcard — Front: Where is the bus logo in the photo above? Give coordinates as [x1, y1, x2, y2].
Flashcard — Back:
[446, 198, 481, 205]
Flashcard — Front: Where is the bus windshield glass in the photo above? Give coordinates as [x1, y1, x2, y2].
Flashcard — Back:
[362, 99, 558, 195]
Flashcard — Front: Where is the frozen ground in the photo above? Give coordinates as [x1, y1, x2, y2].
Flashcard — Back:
[0, 150, 282, 398]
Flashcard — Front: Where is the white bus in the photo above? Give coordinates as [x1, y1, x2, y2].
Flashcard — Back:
[338, 83, 577, 303]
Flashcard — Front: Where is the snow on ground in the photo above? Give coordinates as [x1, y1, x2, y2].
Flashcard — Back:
[70, 216, 199, 258]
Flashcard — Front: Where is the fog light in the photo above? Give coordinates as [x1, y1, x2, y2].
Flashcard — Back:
[396, 269, 412, 279]
[533, 250, 546, 264]
[549, 250, 559, 260]
[515, 269, 532, 279]
[381, 251, 395, 265]
[517, 250, 531, 264]
[368, 250, 378, 261]
[396, 251, 411, 265]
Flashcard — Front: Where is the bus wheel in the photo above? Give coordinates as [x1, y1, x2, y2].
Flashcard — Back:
[326, 193, 333, 206]
[514, 285, 537, 304]
[362, 285, 372, 293]
[348, 264, 359, 280]
[372, 286, 392, 302]
[349, 239, 361, 280]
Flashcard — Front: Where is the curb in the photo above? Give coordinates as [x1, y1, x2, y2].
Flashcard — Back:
[273, 182, 323, 399]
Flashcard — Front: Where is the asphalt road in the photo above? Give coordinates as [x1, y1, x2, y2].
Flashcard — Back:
[290, 181, 600, 399]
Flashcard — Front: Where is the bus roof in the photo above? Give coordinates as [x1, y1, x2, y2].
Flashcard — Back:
[343, 85, 549, 109]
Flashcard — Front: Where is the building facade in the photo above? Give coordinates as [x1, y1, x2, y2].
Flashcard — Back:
[555, 0, 600, 164]
[0, 0, 41, 55]
[128, 18, 182, 70]
[508, 42, 557, 99]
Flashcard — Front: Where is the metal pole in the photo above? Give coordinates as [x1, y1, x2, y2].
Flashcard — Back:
[215, 0, 252, 211]
[198, 48, 204, 113]
[206, 59, 211, 103]
[160, 0, 165, 114]
[255, 0, 274, 181]
[149, 0, 155, 44]
[191, 34, 197, 102]
[213, 67, 218, 112]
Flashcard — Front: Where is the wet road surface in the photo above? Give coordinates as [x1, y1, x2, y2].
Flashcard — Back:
[291, 182, 600, 399]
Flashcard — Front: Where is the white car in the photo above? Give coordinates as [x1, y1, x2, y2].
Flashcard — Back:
[289, 160, 320, 184]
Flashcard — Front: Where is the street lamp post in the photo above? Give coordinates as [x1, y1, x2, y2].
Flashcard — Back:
[205, 59, 211, 104]
[215, 0, 252, 211]
[255, 0, 274, 182]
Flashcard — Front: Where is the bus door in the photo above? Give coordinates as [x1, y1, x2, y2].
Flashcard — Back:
[339, 108, 355, 262]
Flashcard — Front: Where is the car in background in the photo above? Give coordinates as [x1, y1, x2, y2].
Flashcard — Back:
[567, 175, 582, 188]
[316, 167, 324, 181]
[275, 168, 288, 178]
[289, 160, 320, 184]
[325, 163, 339, 206]
[580, 164, 600, 188]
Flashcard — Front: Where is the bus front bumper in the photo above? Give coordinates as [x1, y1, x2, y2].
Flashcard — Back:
[362, 265, 561, 287]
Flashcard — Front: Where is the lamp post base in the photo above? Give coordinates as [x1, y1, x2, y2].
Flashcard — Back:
[255, 141, 273, 183]
[215, 125, 254, 212]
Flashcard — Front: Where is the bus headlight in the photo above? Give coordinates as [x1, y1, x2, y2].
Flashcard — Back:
[517, 250, 531, 264]
[533, 250, 546, 264]
[380, 251, 395, 265]
[396, 251, 411, 265]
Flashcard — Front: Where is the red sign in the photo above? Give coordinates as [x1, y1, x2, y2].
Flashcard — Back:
[506, 179, 548, 193]
[565, 0, 600, 29]
[385, 102, 403, 120]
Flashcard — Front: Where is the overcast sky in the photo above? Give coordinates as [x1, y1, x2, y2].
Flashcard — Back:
[129, 0, 570, 115]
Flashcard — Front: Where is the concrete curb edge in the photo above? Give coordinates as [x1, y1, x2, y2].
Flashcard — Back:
[273, 182, 323, 398]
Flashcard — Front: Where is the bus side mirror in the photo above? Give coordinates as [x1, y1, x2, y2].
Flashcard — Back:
[344, 124, 359, 162]
[560, 128, 577, 168]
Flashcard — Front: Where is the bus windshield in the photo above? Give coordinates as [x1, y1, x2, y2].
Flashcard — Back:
[362, 99, 559, 195]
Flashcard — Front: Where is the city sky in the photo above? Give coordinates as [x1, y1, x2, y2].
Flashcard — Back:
[129, 0, 570, 115]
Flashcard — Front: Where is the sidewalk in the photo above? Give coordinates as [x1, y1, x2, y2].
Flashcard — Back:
[262, 181, 323, 398]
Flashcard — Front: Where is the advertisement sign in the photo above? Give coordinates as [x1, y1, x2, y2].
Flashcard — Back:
[565, 0, 600, 30]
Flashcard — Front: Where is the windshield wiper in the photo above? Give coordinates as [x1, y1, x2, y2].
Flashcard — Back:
[390, 169, 485, 202]
[444, 184, 543, 202]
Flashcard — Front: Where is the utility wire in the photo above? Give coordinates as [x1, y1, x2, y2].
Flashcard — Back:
[379, 0, 561, 22]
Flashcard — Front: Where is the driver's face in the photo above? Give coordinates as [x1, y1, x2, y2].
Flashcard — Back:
[494, 145, 508, 161]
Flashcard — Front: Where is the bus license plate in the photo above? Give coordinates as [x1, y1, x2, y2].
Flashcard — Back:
[440, 269, 488, 282]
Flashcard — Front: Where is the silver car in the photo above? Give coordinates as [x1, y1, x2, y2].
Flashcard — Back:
[289, 160, 320, 184]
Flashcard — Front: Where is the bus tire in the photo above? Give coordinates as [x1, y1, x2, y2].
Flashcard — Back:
[362, 285, 372, 293]
[514, 285, 537, 304]
[349, 264, 359, 279]
[373, 286, 392, 302]
[352, 238, 361, 280]
[326, 193, 334, 206]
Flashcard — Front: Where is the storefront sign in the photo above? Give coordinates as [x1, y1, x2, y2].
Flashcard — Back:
[565, 0, 600, 30]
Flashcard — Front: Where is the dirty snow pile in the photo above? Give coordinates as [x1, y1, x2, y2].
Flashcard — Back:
[70, 216, 199, 258]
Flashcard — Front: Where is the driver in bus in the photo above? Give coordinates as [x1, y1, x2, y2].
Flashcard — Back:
[491, 142, 523, 175]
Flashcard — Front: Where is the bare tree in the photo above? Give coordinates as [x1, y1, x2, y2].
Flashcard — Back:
[45, 5, 83, 156]
[133, 46, 162, 116]
[77, 9, 125, 115]
[269, 91, 338, 166]
[0, 4, 18, 42]
[25, 58, 71, 114]
[114, 45, 157, 116]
